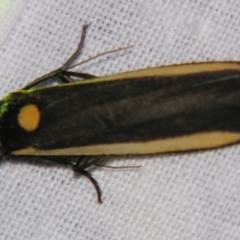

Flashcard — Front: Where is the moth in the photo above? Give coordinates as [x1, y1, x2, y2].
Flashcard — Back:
[1, 24, 240, 203]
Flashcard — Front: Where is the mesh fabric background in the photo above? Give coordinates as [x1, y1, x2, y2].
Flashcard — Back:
[0, 1, 240, 239]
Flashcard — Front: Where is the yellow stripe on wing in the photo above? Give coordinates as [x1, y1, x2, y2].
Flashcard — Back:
[13, 131, 240, 156]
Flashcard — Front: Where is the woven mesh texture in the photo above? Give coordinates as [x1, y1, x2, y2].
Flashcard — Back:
[0, 1, 240, 239]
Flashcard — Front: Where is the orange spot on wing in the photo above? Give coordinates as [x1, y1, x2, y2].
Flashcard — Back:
[17, 104, 40, 132]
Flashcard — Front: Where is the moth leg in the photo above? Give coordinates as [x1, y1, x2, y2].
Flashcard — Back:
[58, 71, 97, 83]
[85, 156, 142, 169]
[22, 24, 90, 90]
[62, 24, 89, 68]
[37, 156, 102, 203]
[75, 156, 104, 169]
[23, 24, 131, 89]
[76, 169, 102, 204]
[36, 156, 75, 167]
[63, 71, 97, 80]
[59, 75, 74, 83]
[94, 163, 142, 169]
[73, 156, 104, 204]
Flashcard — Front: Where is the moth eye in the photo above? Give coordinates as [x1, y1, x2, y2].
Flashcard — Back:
[17, 104, 40, 132]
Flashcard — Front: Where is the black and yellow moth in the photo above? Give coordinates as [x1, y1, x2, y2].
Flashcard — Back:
[1, 25, 240, 203]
